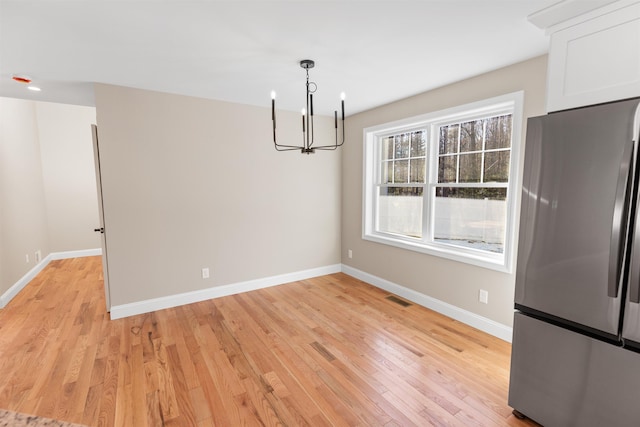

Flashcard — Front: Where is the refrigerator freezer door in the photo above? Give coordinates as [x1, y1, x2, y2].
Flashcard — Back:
[509, 313, 640, 427]
[516, 99, 640, 337]
[622, 298, 640, 346]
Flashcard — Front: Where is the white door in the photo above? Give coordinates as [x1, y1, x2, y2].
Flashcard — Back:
[91, 124, 111, 312]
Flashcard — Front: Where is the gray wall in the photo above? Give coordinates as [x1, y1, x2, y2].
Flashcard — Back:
[341, 56, 548, 327]
[0, 98, 49, 295]
[94, 84, 341, 306]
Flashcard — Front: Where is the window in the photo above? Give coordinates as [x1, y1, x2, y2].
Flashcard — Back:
[363, 92, 524, 272]
[378, 131, 426, 238]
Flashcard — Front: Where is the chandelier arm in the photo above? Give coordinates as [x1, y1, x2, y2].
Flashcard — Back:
[306, 114, 345, 150]
[275, 144, 305, 151]
[272, 97, 305, 151]
[273, 118, 304, 151]
[308, 89, 315, 150]
[274, 139, 306, 150]
[307, 80, 319, 150]
[306, 72, 312, 152]
[274, 129, 307, 151]
[303, 118, 307, 148]
[309, 114, 314, 149]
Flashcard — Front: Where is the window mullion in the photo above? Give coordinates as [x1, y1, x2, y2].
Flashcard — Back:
[426, 125, 437, 244]
[407, 133, 412, 184]
[480, 119, 487, 184]
[422, 128, 432, 244]
[455, 125, 460, 184]
[422, 182, 430, 244]
[390, 136, 395, 184]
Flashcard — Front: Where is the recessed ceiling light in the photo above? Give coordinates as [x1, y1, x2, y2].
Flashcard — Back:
[12, 75, 32, 84]
[27, 86, 41, 91]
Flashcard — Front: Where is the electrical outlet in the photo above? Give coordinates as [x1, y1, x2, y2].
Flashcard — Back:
[25, 254, 29, 263]
[201, 268, 210, 279]
[479, 289, 489, 304]
[348, 249, 353, 259]
[35, 250, 41, 263]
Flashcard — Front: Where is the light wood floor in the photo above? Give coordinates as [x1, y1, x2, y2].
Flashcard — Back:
[0, 256, 539, 426]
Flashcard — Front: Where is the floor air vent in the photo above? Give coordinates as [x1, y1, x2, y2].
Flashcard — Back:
[386, 295, 411, 307]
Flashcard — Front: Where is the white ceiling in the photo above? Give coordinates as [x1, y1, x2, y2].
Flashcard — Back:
[0, 1, 560, 116]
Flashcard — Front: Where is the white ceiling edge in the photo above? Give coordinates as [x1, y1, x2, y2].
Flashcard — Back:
[528, 0, 624, 30]
[0, 79, 94, 107]
[1, 1, 553, 114]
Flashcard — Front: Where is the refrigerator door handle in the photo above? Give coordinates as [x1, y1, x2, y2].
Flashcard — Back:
[609, 139, 634, 298]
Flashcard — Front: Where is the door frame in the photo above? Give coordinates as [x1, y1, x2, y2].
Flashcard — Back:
[91, 124, 111, 312]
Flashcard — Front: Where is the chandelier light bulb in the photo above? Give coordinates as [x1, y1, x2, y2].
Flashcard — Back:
[271, 90, 276, 99]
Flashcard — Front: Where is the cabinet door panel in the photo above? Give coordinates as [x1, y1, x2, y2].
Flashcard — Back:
[547, 2, 640, 112]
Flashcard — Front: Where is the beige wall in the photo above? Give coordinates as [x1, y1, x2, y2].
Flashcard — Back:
[94, 84, 341, 306]
[341, 56, 548, 327]
[0, 98, 50, 295]
[0, 97, 100, 301]
[36, 102, 100, 252]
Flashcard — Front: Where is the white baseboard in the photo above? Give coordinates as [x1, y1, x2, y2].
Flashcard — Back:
[0, 254, 52, 308]
[110, 263, 343, 320]
[0, 248, 103, 308]
[50, 248, 102, 260]
[341, 264, 513, 343]
[2, 252, 513, 343]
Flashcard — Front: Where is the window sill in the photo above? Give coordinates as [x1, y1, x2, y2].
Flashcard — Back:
[362, 232, 511, 273]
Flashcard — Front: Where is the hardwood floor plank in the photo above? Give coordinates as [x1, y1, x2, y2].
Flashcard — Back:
[188, 387, 211, 423]
[97, 335, 120, 427]
[151, 339, 180, 421]
[189, 345, 235, 426]
[129, 344, 148, 427]
[0, 257, 540, 426]
[81, 383, 102, 426]
[145, 390, 164, 427]
[113, 378, 130, 427]
[165, 344, 197, 426]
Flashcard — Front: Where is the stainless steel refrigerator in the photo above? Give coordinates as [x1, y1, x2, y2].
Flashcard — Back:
[509, 97, 640, 426]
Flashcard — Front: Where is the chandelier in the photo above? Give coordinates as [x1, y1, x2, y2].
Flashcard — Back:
[271, 59, 345, 154]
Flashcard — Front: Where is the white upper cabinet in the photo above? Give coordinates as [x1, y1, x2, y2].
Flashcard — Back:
[530, 0, 640, 112]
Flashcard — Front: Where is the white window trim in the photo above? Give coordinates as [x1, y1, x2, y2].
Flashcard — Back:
[362, 91, 524, 273]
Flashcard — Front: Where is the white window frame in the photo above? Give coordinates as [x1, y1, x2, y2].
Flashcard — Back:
[362, 91, 524, 273]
